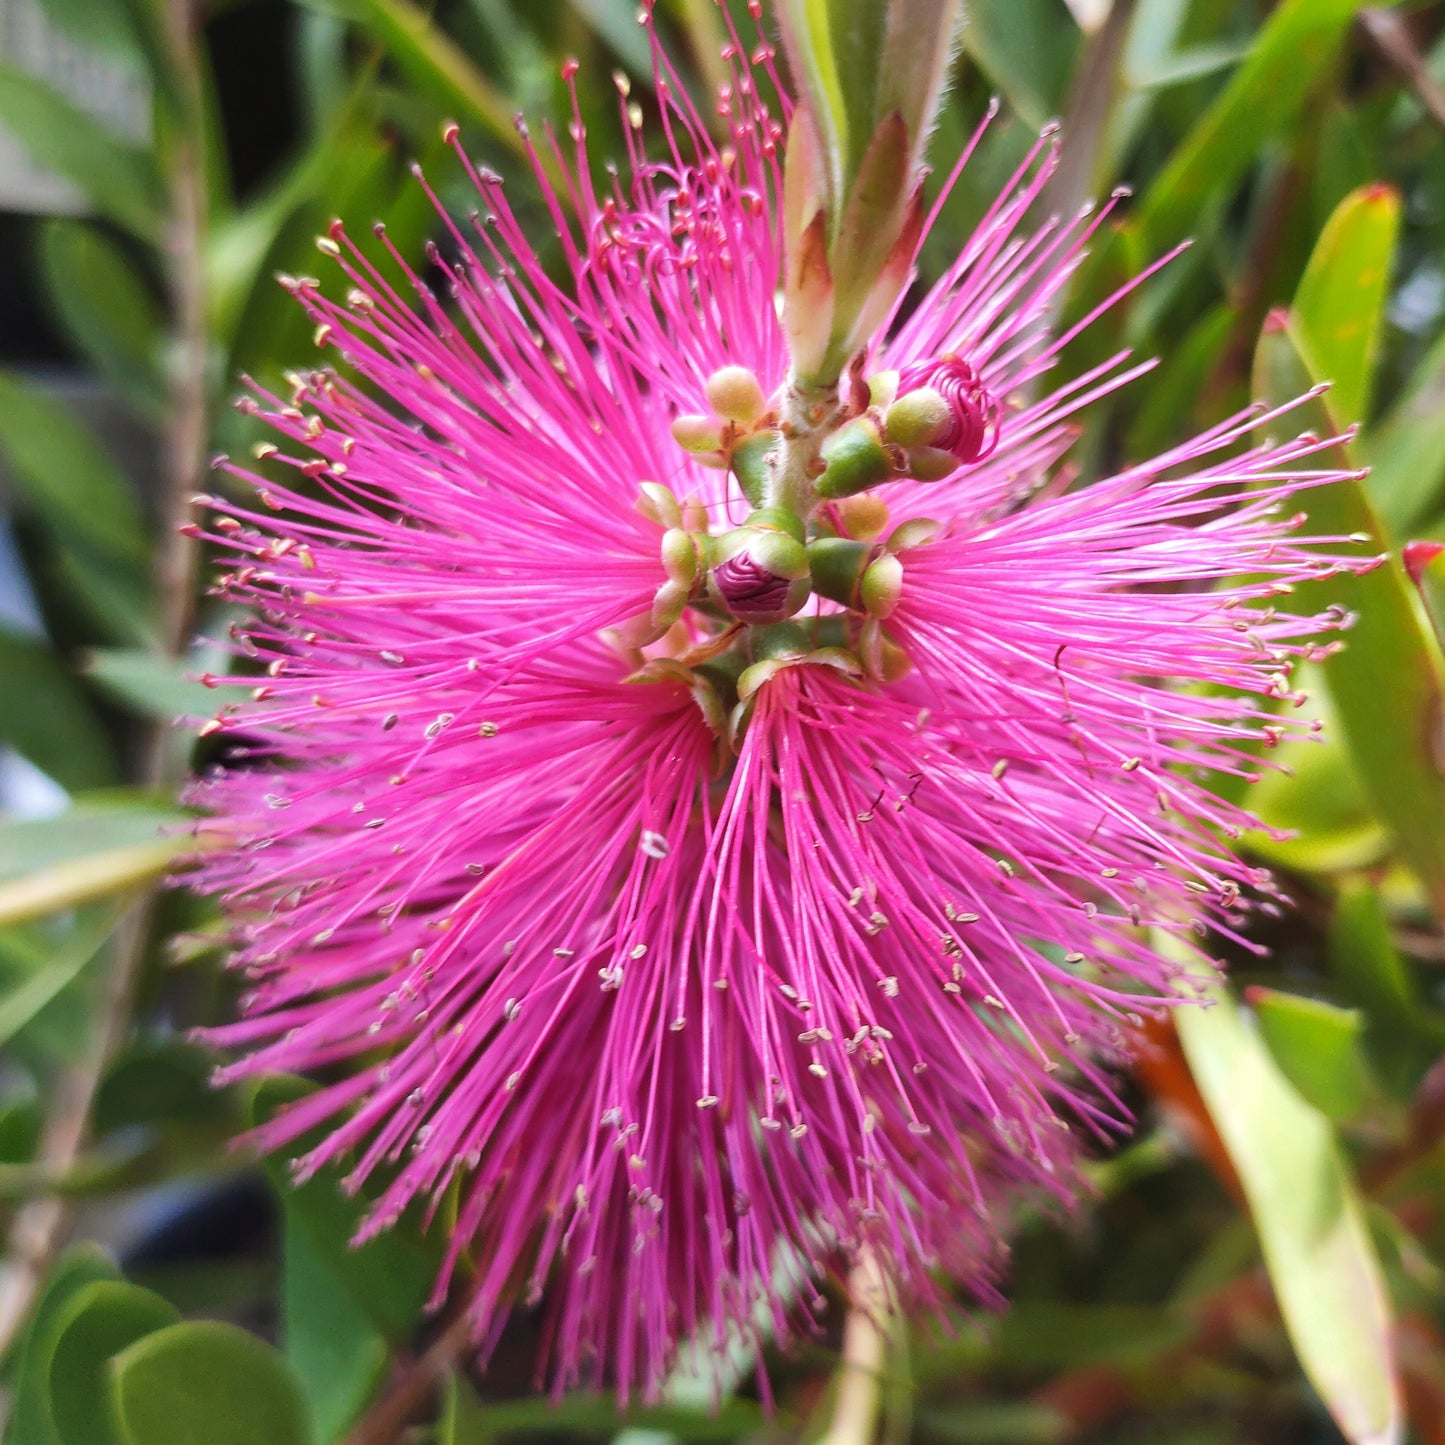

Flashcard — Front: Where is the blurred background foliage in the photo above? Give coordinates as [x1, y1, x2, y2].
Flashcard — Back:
[0, 0, 1443, 1441]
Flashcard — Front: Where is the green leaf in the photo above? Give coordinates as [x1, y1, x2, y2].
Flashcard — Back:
[1137, 0, 1366, 248]
[0, 625, 118, 790]
[1292, 185, 1399, 427]
[94, 1041, 234, 1134]
[0, 65, 162, 240]
[1246, 987, 1374, 1121]
[38, 221, 165, 422]
[26, 0, 148, 59]
[1329, 882, 1445, 1093]
[0, 842, 184, 929]
[1365, 329, 1445, 536]
[440, 1371, 492, 1445]
[249, 1077, 442, 1345]
[566, 0, 652, 74]
[439, 1392, 769, 1441]
[281, 1216, 389, 1443]
[83, 649, 220, 722]
[776, 0, 850, 204]
[9, 1245, 120, 1445]
[993, 1302, 1192, 1370]
[0, 914, 111, 1048]
[335, 0, 532, 166]
[110, 1321, 314, 1445]
[960, 0, 1077, 133]
[1252, 321, 1445, 915]
[0, 371, 149, 571]
[1176, 976, 1402, 1445]
[0, 798, 188, 927]
[0, 799, 185, 883]
[1244, 678, 1389, 875]
[48, 1281, 180, 1445]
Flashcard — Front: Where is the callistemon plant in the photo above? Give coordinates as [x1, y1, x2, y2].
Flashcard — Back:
[187, 0, 1371, 1399]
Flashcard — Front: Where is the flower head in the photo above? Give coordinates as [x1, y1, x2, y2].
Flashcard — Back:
[187, 0, 1372, 1401]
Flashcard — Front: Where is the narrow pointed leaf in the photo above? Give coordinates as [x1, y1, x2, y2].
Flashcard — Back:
[0, 625, 118, 791]
[0, 916, 111, 1047]
[1138, 0, 1367, 249]
[336, 0, 532, 165]
[1292, 185, 1399, 428]
[776, 0, 849, 205]
[1252, 321, 1445, 914]
[1177, 978, 1402, 1445]
[1364, 330, 1445, 535]
[38, 220, 165, 421]
[1246, 987, 1374, 1122]
[0, 65, 162, 240]
[0, 371, 149, 570]
[828, 110, 913, 330]
[84, 648, 221, 721]
[876, 0, 963, 153]
[0, 800, 188, 927]
[0, 801, 186, 882]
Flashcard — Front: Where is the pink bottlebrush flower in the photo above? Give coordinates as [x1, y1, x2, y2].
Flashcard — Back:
[186, 2, 1373, 1402]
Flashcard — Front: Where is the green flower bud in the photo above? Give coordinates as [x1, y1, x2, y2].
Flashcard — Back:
[903, 445, 958, 482]
[867, 370, 900, 409]
[743, 506, 807, 544]
[815, 418, 894, 500]
[742, 529, 809, 580]
[670, 413, 725, 454]
[636, 482, 683, 530]
[660, 528, 699, 588]
[807, 536, 873, 609]
[860, 552, 904, 619]
[705, 365, 769, 424]
[859, 620, 913, 683]
[887, 517, 943, 552]
[730, 430, 777, 509]
[884, 386, 951, 448]
[650, 578, 691, 630]
[831, 493, 890, 540]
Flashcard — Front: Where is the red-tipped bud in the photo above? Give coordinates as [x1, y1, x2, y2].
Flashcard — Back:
[1402, 540, 1444, 586]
